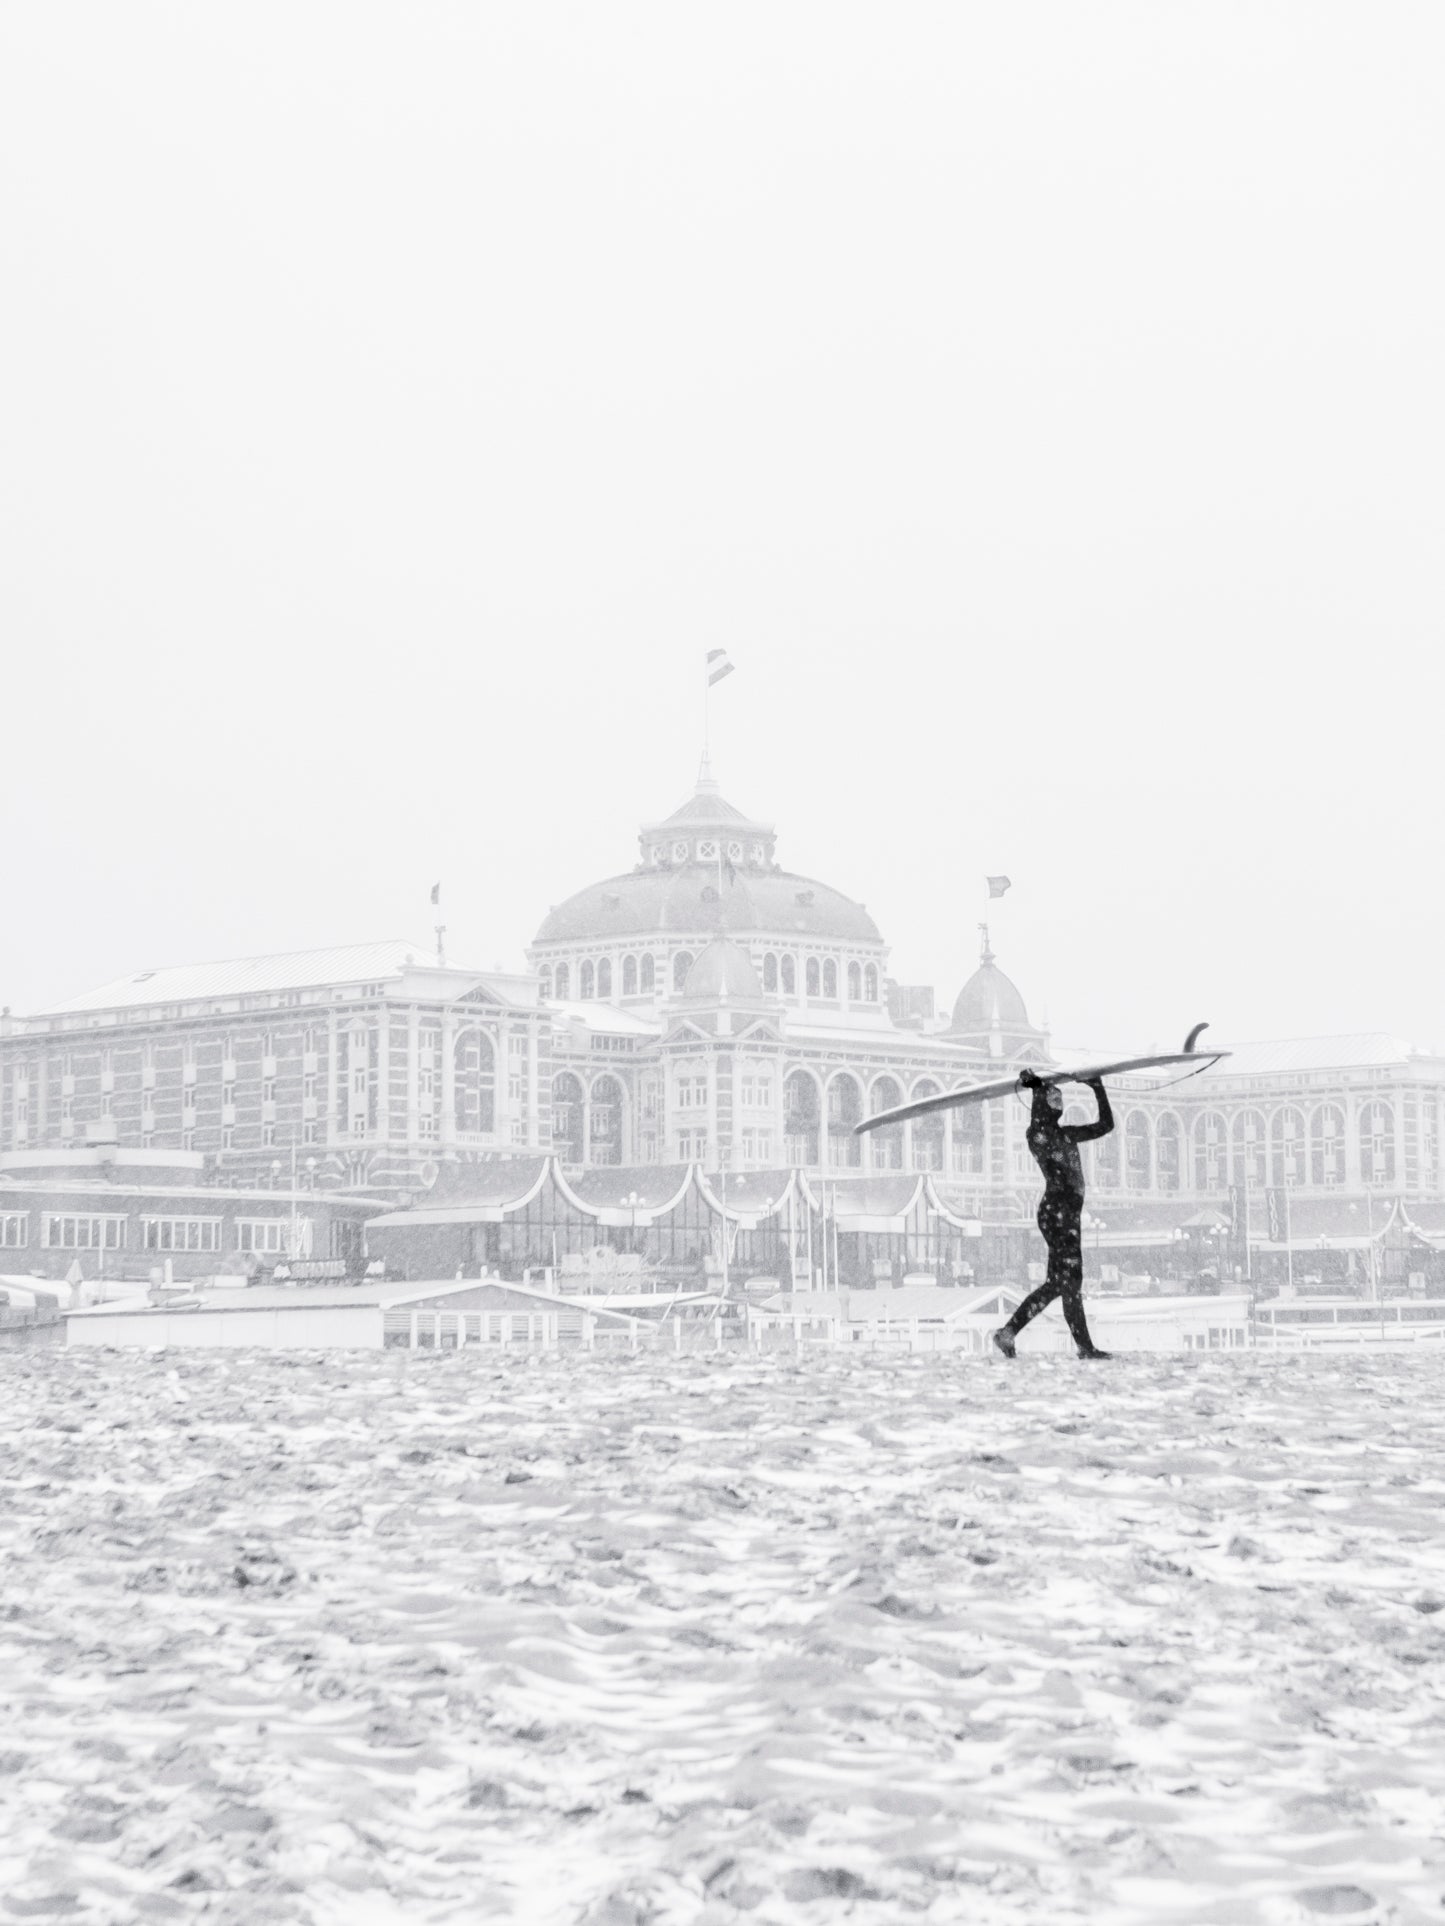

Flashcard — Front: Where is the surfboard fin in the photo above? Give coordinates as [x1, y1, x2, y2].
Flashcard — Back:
[1183, 1022, 1209, 1054]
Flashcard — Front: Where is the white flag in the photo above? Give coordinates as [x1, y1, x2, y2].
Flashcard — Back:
[706, 649, 735, 687]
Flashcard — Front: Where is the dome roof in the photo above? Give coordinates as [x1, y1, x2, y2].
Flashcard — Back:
[534, 867, 882, 947]
[682, 937, 765, 1002]
[950, 956, 1031, 1034]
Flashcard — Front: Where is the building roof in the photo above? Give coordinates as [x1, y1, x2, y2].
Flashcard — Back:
[682, 937, 765, 1002]
[534, 867, 882, 948]
[66, 1279, 486, 1316]
[1198, 1034, 1424, 1077]
[424, 1154, 552, 1210]
[657, 787, 757, 827]
[949, 942, 1031, 1035]
[32, 941, 490, 1018]
[547, 1000, 662, 1036]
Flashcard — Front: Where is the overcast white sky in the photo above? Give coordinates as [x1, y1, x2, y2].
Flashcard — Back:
[2, 5, 1442, 1053]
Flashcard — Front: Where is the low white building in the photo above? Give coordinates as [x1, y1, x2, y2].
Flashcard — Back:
[62, 1277, 597, 1351]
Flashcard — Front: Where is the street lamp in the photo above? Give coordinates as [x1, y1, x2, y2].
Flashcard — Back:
[623, 1189, 643, 1263]
[1348, 1197, 1379, 1301]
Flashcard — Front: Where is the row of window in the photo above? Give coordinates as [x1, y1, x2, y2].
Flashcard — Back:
[539, 952, 882, 1004]
[18, 1214, 314, 1252]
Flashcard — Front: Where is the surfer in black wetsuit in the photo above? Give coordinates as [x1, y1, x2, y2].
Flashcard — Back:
[993, 1069, 1115, 1360]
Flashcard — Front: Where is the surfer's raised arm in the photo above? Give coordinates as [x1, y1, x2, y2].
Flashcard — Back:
[1064, 1077, 1114, 1143]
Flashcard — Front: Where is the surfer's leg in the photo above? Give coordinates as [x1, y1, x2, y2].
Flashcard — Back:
[1055, 1223, 1110, 1357]
[999, 1277, 1058, 1337]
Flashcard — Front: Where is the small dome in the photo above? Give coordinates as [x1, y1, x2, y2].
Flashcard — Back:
[682, 937, 764, 1002]
[950, 953, 1030, 1034]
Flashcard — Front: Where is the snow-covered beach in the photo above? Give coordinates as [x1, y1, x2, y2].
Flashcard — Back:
[3, 1348, 1444, 1925]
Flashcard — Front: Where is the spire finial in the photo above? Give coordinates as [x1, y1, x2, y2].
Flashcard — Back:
[978, 920, 994, 965]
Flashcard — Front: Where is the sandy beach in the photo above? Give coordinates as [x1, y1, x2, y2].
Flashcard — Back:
[3, 1347, 1444, 1924]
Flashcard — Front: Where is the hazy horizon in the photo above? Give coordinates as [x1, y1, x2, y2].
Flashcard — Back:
[3, 6, 1442, 1056]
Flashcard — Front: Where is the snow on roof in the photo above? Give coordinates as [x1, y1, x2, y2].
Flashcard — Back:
[548, 999, 662, 1036]
[1200, 1035, 1423, 1077]
[34, 941, 499, 1017]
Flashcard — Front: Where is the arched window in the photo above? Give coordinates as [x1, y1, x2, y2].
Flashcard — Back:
[640, 954, 655, 994]
[1093, 1116, 1122, 1190]
[538, 965, 553, 1001]
[826, 1073, 862, 1168]
[579, 961, 595, 1000]
[847, 961, 862, 1002]
[944, 1078, 994, 1178]
[763, 953, 778, 993]
[781, 955, 796, 996]
[622, 956, 637, 997]
[673, 951, 693, 992]
[864, 964, 878, 1003]
[822, 959, 838, 999]
[868, 1076, 904, 1169]
[1270, 1106, 1306, 1187]
[805, 958, 821, 997]
[453, 1030, 496, 1135]
[589, 1074, 624, 1167]
[1360, 1100, 1395, 1185]
[1156, 1113, 1182, 1193]
[554, 961, 570, 1000]
[1125, 1112, 1151, 1190]
[1193, 1112, 1228, 1191]
[1311, 1103, 1345, 1186]
[552, 1071, 585, 1164]
[597, 958, 612, 1000]
[784, 1071, 820, 1166]
[909, 1079, 945, 1172]
[1232, 1109, 1267, 1187]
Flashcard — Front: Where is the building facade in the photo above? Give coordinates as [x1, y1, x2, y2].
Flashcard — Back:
[5, 769, 1445, 1294]
[0, 942, 551, 1197]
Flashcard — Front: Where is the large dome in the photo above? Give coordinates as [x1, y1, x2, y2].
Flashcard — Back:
[533, 773, 884, 950]
[534, 866, 882, 947]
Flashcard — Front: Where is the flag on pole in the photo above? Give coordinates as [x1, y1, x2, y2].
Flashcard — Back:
[430, 882, 441, 905]
[706, 649, 735, 686]
[986, 875, 1011, 898]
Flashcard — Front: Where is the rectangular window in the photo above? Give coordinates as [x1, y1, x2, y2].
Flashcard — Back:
[351, 1115, 366, 1139]
[302, 1120, 318, 1145]
[262, 1123, 276, 1147]
[222, 1083, 235, 1107]
[236, 1219, 302, 1254]
[142, 1217, 222, 1253]
[352, 1068, 367, 1098]
[222, 1127, 234, 1150]
[183, 1087, 196, 1114]
[304, 1074, 317, 1101]
[263, 1079, 276, 1104]
[0, 1214, 27, 1247]
[182, 1129, 195, 1152]
[42, 1215, 126, 1250]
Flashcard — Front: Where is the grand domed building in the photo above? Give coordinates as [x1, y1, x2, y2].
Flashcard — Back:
[6, 760, 1445, 1298]
[530, 765, 1049, 1198]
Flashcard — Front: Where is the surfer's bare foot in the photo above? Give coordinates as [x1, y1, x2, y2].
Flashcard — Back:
[992, 1329, 1016, 1360]
[1077, 1345, 1113, 1360]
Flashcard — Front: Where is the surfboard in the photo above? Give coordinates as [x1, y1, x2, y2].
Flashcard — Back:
[853, 1031, 1230, 1136]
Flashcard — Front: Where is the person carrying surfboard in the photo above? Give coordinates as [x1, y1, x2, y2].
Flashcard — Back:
[993, 1069, 1115, 1361]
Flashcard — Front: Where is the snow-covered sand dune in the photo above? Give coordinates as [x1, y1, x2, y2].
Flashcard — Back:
[3, 1349, 1444, 1925]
